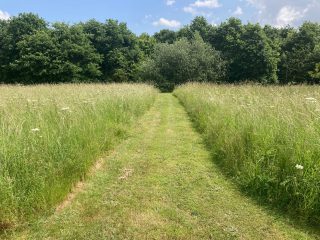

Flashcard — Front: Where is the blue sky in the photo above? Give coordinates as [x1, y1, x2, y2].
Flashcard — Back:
[1, 0, 320, 34]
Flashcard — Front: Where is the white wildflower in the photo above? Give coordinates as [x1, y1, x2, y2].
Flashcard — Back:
[31, 128, 40, 132]
[305, 97, 317, 102]
[61, 107, 70, 111]
[295, 164, 304, 170]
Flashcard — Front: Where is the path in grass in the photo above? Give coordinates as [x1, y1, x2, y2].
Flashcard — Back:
[11, 94, 318, 239]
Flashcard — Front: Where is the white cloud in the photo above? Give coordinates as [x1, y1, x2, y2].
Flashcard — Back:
[183, 6, 198, 14]
[246, 0, 265, 10]
[183, 7, 213, 17]
[153, 18, 181, 28]
[184, 0, 221, 16]
[245, 0, 320, 27]
[166, 0, 176, 6]
[233, 6, 243, 16]
[0, 10, 10, 20]
[276, 6, 306, 27]
[191, 0, 221, 8]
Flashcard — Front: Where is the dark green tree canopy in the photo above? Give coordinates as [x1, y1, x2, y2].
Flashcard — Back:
[154, 29, 177, 44]
[81, 19, 141, 82]
[210, 18, 279, 83]
[8, 23, 102, 84]
[0, 13, 320, 88]
[0, 13, 48, 82]
[279, 22, 320, 84]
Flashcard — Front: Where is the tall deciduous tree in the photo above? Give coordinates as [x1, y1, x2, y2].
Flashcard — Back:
[279, 22, 320, 84]
[139, 33, 226, 91]
[177, 17, 215, 42]
[82, 19, 141, 82]
[0, 13, 47, 82]
[10, 23, 102, 83]
[210, 18, 279, 83]
[154, 29, 177, 44]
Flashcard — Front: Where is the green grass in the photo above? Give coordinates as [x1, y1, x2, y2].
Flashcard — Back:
[0, 84, 157, 227]
[174, 83, 320, 225]
[4, 94, 318, 239]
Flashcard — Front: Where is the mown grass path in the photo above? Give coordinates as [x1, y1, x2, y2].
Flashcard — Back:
[10, 94, 318, 239]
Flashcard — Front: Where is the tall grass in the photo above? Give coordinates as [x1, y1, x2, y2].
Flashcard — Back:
[0, 84, 157, 226]
[174, 83, 320, 223]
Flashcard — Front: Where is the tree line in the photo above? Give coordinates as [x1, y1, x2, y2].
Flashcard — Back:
[0, 13, 320, 91]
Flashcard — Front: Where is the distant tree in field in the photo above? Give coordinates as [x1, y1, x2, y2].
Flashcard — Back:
[0, 13, 47, 83]
[177, 16, 215, 42]
[139, 33, 226, 91]
[137, 33, 156, 57]
[47, 23, 102, 82]
[210, 18, 279, 83]
[9, 30, 60, 83]
[240, 23, 279, 83]
[81, 19, 141, 82]
[10, 23, 102, 83]
[154, 29, 177, 44]
[309, 63, 320, 81]
[263, 25, 295, 44]
[278, 22, 320, 84]
[0, 20, 9, 82]
[189, 16, 214, 42]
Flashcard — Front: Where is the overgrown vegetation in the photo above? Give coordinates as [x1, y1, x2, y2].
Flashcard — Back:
[174, 83, 320, 224]
[1, 14, 320, 90]
[0, 84, 157, 226]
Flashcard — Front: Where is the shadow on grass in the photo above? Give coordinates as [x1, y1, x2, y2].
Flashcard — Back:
[174, 93, 320, 238]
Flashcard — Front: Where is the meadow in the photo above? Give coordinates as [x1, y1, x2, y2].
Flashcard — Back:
[174, 83, 320, 224]
[0, 84, 157, 227]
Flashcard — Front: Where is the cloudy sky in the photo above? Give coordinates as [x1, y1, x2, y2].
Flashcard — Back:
[1, 0, 320, 34]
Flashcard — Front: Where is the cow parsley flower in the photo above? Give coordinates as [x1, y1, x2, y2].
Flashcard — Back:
[31, 128, 40, 132]
[305, 97, 317, 102]
[295, 164, 304, 170]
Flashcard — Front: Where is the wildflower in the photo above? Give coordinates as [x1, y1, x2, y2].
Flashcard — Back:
[295, 164, 304, 170]
[305, 97, 317, 102]
[31, 128, 40, 132]
[61, 107, 70, 111]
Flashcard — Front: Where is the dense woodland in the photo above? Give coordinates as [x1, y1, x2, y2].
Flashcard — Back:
[0, 13, 320, 90]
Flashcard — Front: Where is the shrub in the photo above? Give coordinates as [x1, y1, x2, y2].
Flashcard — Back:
[139, 33, 226, 92]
